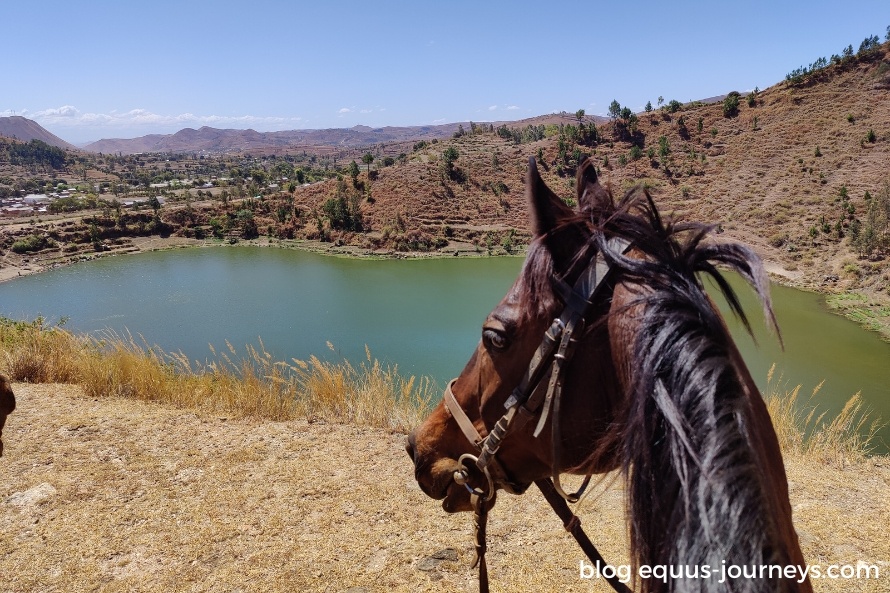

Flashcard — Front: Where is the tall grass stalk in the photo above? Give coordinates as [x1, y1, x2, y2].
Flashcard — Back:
[0, 318, 434, 432]
[2, 318, 880, 452]
[764, 364, 881, 465]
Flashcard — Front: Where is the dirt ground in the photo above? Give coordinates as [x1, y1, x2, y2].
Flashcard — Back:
[1, 384, 888, 592]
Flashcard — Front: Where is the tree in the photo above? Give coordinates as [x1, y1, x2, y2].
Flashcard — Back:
[442, 146, 459, 176]
[723, 93, 740, 118]
[658, 135, 671, 169]
[575, 109, 585, 124]
[608, 100, 621, 121]
[362, 152, 374, 174]
[677, 115, 689, 139]
[147, 195, 161, 216]
[645, 101, 652, 113]
[348, 160, 360, 183]
[858, 35, 880, 55]
[629, 145, 643, 175]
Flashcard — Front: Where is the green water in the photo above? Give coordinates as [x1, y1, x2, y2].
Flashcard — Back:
[1, 246, 887, 450]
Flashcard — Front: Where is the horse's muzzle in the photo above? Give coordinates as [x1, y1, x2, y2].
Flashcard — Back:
[405, 431, 474, 512]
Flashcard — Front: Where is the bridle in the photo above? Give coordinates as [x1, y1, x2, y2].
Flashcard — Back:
[442, 232, 633, 593]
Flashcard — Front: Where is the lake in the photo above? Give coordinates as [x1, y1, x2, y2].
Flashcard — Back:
[1, 245, 888, 450]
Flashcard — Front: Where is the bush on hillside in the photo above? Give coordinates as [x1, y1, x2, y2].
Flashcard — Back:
[11, 234, 56, 254]
[723, 92, 740, 118]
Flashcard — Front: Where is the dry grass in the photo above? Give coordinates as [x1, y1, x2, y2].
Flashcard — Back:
[0, 317, 82, 384]
[3, 383, 889, 593]
[0, 318, 433, 432]
[764, 364, 882, 465]
[1, 317, 878, 461]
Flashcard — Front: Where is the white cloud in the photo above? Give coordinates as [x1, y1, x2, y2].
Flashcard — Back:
[15, 105, 302, 129]
[506, 105, 519, 110]
[488, 105, 498, 111]
[34, 105, 81, 118]
[6, 105, 306, 141]
[338, 107, 352, 113]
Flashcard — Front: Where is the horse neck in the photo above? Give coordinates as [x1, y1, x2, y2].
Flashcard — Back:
[612, 281, 811, 593]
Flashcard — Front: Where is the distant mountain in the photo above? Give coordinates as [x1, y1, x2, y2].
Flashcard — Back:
[0, 116, 78, 150]
[81, 113, 609, 155]
[82, 124, 454, 155]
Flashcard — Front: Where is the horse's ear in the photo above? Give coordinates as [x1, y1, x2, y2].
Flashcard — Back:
[576, 157, 613, 215]
[527, 156, 575, 238]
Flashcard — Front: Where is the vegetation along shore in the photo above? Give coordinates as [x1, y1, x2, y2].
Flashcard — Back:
[3, 35, 890, 339]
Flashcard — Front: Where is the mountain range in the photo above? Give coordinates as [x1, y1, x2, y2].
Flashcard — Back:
[0, 113, 609, 156]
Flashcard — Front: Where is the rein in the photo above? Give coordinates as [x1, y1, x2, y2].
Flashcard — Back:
[443, 234, 632, 593]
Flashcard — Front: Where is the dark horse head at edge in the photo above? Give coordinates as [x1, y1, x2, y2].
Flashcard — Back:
[406, 156, 811, 593]
[0, 375, 15, 457]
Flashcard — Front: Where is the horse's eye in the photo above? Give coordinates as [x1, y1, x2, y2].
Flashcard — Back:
[483, 328, 508, 351]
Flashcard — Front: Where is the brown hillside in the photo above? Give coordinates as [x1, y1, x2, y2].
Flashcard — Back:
[274, 44, 889, 329]
[0, 116, 78, 151]
[2, 44, 888, 335]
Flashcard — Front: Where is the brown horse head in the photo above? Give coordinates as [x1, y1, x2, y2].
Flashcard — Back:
[407, 156, 812, 591]
[0, 375, 15, 456]
[406, 157, 625, 512]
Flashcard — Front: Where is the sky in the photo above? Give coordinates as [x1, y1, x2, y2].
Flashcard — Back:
[4, 1, 890, 145]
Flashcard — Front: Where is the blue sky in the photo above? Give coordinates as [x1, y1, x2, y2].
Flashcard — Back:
[4, 1, 889, 144]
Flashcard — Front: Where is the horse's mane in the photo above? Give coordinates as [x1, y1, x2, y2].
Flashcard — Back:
[520, 187, 793, 592]
[598, 191, 788, 593]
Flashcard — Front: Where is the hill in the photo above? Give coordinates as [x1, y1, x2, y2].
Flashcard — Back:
[0, 116, 78, 150]
[2, 43, 888, 336]
[81, 113, 609, 155]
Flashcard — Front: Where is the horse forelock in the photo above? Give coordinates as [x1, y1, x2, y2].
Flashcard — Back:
[515, 222, 595, 324]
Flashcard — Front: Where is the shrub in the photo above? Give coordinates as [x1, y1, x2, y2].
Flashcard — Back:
[723, 93, 740, 117]
[768, 233, 787, 248]
[866, 129, 877, 143]
[11, 234, 55, 254]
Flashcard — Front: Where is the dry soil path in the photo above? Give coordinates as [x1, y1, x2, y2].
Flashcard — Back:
[1, 384, 888, 592]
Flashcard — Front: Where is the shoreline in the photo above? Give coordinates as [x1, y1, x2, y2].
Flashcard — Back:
[0, 232, 527, 285]
[2, 230, 888, 341]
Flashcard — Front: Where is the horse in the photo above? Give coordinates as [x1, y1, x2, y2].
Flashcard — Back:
[406, 156, 812, 593]
[0, 375, 15, 456]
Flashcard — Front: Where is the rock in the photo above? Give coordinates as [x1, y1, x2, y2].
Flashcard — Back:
[431, 548, 458, 561]
[417, 548, 459, 571]
[6, 482, 57, 506]
[416, 557, 441, 571]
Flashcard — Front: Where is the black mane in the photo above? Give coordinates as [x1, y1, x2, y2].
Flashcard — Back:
[598, 191, 789, 593]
